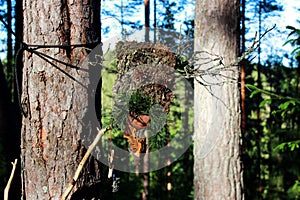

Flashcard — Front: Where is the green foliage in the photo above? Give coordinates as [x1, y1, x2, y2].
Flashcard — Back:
[283, 26, 300, 59]
[273, 100, 300, 119]
[288, 180, 300, 199]
[247, 82, 300, 151]
[274, 140, 300, 152]
[1, 57, 15, 100]
[244, 56, 300, 199]
[128, 91, 151, 115]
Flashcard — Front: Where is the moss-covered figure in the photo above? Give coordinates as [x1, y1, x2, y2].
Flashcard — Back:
[112, 41, 177, 159]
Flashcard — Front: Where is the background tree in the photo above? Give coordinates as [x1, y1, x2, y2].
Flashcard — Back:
[5, 0, 12, 93]
[193, 0, 243, 199]
[0, 59, 11, 198]
[245, 58, 300, 199]
[21, 0, 102, 199]
[249, 2, 282, 198]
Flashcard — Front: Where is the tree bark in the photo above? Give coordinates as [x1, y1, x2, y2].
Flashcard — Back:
[21, 0, 101, 199]
[193, 0, 244, 199]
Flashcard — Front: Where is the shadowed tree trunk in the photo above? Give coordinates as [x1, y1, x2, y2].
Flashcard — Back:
[256, 2, 263, 198]
[6, 0, 13, 92]
[21, 0, 102, 199]
[14, 0, 23, 105]
[193, 0, 244, 199]
[143, 1, 150, 200]
[1, 60, 20, 199]
[0, 59, 13, 198]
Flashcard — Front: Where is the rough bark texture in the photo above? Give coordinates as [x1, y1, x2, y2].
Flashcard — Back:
[193, 0, 244, 199]
[22, 0, 101, 199]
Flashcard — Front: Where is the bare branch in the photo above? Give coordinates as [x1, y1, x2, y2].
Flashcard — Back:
[61, 126, 110, 200]
[185, 24, 276, 86]
[4, 159, 18, 200]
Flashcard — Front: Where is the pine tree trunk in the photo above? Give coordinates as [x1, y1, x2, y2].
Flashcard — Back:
[21, 0, 101, 199]
[240, 0, 246, 138]
[193, 0, 244, 199]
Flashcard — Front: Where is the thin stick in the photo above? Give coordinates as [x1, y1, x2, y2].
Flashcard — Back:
[61, 126, 110, 200]
[4, 159, 18, 200]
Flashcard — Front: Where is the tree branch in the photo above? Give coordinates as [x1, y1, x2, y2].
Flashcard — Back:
[61, 126, 110, 200]
[185, 24, 276, 81]
[4, 159, 18, 200]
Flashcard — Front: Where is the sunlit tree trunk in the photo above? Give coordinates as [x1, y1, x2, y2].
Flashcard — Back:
[240, 0, 246, 139]
[193, 0, 244, 199]
[21, 0, 101, 199]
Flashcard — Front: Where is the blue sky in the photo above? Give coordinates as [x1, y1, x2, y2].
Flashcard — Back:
[101, 0, 195, 39]
[101, 0, 300, 67]
[244, 0, 300, 66]
[0, 0, 299, 66]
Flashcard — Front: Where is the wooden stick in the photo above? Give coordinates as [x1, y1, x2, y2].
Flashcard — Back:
[61, 126, 110, 200]
[107, 149, 115, 179]
[4, 159, 18, 200]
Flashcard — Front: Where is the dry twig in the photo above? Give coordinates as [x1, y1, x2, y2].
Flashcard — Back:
[185, 24, 276, 81]
[4, 159, 18, 200]
[61, 126, 110, 200]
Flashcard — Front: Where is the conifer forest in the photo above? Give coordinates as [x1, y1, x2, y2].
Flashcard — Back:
[0, 0, 300, 199]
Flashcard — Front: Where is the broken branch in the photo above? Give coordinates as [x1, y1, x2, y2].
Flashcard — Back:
[61, 126, 110, 200]
[4, 159, 18, 200]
